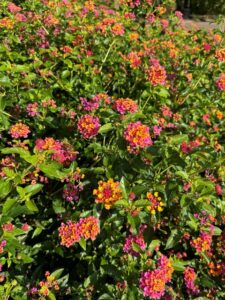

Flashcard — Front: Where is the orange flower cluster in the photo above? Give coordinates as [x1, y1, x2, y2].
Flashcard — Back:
[127, 51, 142, 69]
[147, 63, 167, 86]
[58, 221, 80, 248]
[124, 121, 152, 152]
[9, 123, 30, 139]
[93, 178, 122, 209]
[216, 48, 225, 62]
[140, 255, 173, 299]
[208, 262, 225, 277]
[113, 98, 138, 114]
[58, 217, 100, 247]
[191, 232, 212, 253]
[111, 24, 124, 36]
[78, 216, 100, 241]
[0, 17, 14, 29]
[216, 73, 225, 91]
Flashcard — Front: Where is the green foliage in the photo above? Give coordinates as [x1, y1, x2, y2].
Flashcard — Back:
[0, 0, 224, 299]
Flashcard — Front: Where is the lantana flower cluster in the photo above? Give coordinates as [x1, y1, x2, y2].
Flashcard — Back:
[77, 114, 100, 138]
[113, 98, 138, 115]
[146, 192, 165, 214]
[93, 178, 122, 209]
[58, 216, 100, 247]
[35, 137, 77, 165]
[140, 255, 174, 299]
[9, 123, 30, 139]
[124, 121, 152, 152]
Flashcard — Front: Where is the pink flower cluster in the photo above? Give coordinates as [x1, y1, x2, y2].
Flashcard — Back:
[8, 2, 22, 14]
[191, 231, 212, 253]
[124, 121, 152, 152]
[123, 234, 146, 256]
[216, 73, 225, 91]
[2, 223, 14, 232]
[26, 102, 39, 116]
[0, 240, 7, 254]
[147, 59, 167, 86]
[58, 216, 100, 247]
[9, 122, 30, 139]
[63, 183, 83, 202]
[80, 97, 99, 111]
[181, 140, 200, 154]
[35, 137, 77, 165]
[111, 24, 124, 36]
[80, 93, 110, 111]
[113, 98, 138, 114]
[184, 267, 199, 294]
[140, 255, 173, 299]
[127, 52, 142, 69]
[77, 114, 100, 138]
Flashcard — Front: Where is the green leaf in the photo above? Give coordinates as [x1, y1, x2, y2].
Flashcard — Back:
[114, 199, 129, 207]
[165, 229, 179, 249]
[24, 184, 43, 196]
[20, 253, 34, 263]
[148, 240, 160, 252]
[200, 275, 215, 288]
[134, 200, 150, 207]
[168, 134, 189, 145]
[127, 214, 140, 235]
[1, 147, 30, 158]
[61, 70, 70, 79]
[39, 162, 63, 179]
[131, 242, 143, 253]
[175, 171, 189, 180]
[32, 227, 43, 238]
[92, 167, 105, 174]
[212, 226, 222, 236]
[120, 177, 128, 200]
[53, 199, 66, 214]
[170, 257, 191, 271]
[0, 76, 11, 87]
[186, 215, 198, 231]
[79, 238, 86, 251]
[25, 199, 38, 212]
[51, 268, 64, 280]
[47, 292, 56, 300]
[0, 180, 12, 199]
[3, 198, 17, 214]
[99, 123, 113, 134]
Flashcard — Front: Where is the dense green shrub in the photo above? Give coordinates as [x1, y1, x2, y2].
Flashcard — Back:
[0, 0, 224, 299]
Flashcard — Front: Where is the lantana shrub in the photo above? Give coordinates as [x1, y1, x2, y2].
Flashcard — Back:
[0, 0, 224, 299]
